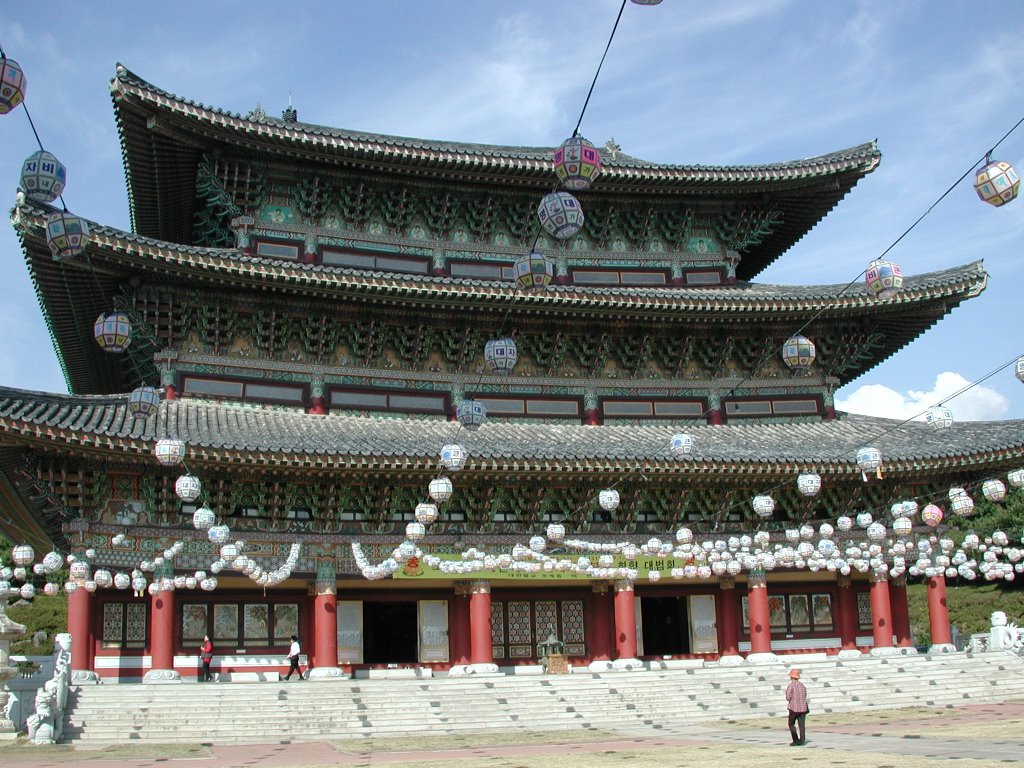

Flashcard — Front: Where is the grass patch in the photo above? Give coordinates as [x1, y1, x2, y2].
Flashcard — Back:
[332, 728, 622, 754]
[0, 738, 212, 760]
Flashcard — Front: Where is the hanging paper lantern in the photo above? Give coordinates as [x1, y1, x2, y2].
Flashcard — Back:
[0, 56, 26, 115]
[483, 337, 518, 376]
[925, 406, 953, 430]
[951, 493, 975, 517]
[892, 516, 913, 536]
[670, 432, 695, 459]
[128, 386, 161, 418]
[781, 335, 816, 371]
[1016, 356, 1024, 384]
[20, 583, 35, 600]
[41, 551, 62, 572]
[752, 495, 775, 519]
[631, 0, 664, 4]
[93, 312, 132, 352]
[546, 523, 565, 542]
[856, 446, 883, 481]
[921, 503, 944, 527]
[552, 135, 602, 190]
[1008, 468, 1024, 489]
[974, 158, 1021, 207]
[598, 489, 620, 512]
[12, 544, 34, 566]
[415, 502, 438, 524]
[983, 479, 1007, 503]
[513, 251, 554, 289]
[456, 399, 487, 431]
[93, 569, 113, 589]
[69, 561, 90, 583]
[113, 572, 130, 590]
[864, 259, 903, 300]
[175, 474, 202, 502]
[21, 151, 67, 203]
[428, 476, 453, 503]
[207, 525, 230, 545]
[537, 191, 584, 239]
[43, 582, 60, 596]
[836, 515, 853, 531]
[796, 473, 821, 497]
[406, 522, 426, 541]
[866, 522, 887, 541]
[440, 444, 468, 471]
[153, 438, 186, 466]
[192, 505, 215, 531]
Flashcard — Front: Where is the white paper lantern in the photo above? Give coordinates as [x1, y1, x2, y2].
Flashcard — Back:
[893, 517, 913, 536]
[546, 523, 565, 542]
[456, 400, 487, 431]
[41, 551, 62, 572]
[951, 493, 975, 517]
[114, 572, 131, 590]
[428, 476, 454, 503]
[440, 444, 468, 471]
[925, 406, 953, 429]
[12, 544, 34, 566]
[513, 251, 554, 289]
[415, 502, 439, 524]
[752, 495, 775, 518]
[208, 525, 230, 544]
[974, 158, 1021, 206]
[856, 446, 882, 480]
[93, 569, 113, 588]
[21, 150, 67, 203]
[43, 582, 59, 596]
[45, 210, 90, 260]
[19, 583, 35, 600]
[175, 474, 202, 502]
[670, 432, 695, 459]
[128, 386, 161, 418]
[865, 258, 903, 300]
[598, 489, 620, 512]
[484, 337, 518, 376]
[537, 191, 584, 239]
[1016, 356, 1024, 384]
[982, 479, 1007, 502]
[782, 335, 816, 371]
[406, 522, 426, 541]
[836, 515, 853, 531]
[153, 438, 186, 466]
[93, 312, 132, 353]
[192, 505, 215, 531]
[797, 473, 821, 497]
[1009, 469, 1024, 488]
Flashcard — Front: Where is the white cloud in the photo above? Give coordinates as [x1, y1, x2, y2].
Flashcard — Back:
[836, 371, 1010, 422]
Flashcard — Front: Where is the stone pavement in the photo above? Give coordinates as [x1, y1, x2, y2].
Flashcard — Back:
[2, 701, 1023, 767]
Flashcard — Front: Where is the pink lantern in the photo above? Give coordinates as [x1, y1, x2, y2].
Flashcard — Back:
[921, 504, 944, 527]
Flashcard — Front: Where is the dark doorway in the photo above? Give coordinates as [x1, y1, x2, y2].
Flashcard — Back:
[640, 596, 690, 656]
[363, 601, 418, 664]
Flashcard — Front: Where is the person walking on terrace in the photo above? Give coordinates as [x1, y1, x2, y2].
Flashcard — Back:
[284, 634, 304, 681]
[786, 667, 809, 746]
[199, 635, 214, 682]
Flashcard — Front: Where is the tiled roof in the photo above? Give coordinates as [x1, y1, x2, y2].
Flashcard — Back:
[110, 65, 881, 278]
[0, 386, 1021, 475]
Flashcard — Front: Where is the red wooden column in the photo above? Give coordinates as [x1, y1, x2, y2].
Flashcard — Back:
[715, 576, 741, 662]
[468, 580, 494, 666]
[868, 570, 895, 655]
[835, 574, 861, 657]
[927, 573, 955, 652]
[308, 559, 341, 678]
[146, 587, 179, 682]
[67, 586, 93, 674]
[746, 569, 775, 659]
[449, 585, 471, 666]
[613, 579, 638, 660]
[888, 574, 914, 648]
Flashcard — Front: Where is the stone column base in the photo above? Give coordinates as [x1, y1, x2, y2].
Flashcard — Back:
[71, 670, 101, 685]
[869, 645, 901, 657]
[896, 646, 919, 656]
[928, 643, 957, 655]
[837, 649, 864, 659]
[448, 663, 501, 677]
[611, 658, 644, 671]
[143, 669, 182, 684]
[0, 720, 18, 739]
[745, 652, 779, 664]
[717, 654, 744, 666]
[307, 667, 348, 680]
[587, 660, 613, 673]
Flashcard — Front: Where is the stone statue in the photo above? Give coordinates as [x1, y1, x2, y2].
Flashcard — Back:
[989, 611, 1024, 652]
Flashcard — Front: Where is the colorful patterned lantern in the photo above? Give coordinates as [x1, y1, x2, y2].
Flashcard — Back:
[921, 503, 944, 527]
[484, 337, 518, 376]
[797, 473, 821, 497]
[192, 505, 215, 530]
[598, 489, 620, 512]
[456, 399, 487, 431]
[552, 135, 602, 190]
[94, 312, 132, 352]
[428, 476, 453, 503]
[513, 251, 554, 289]
[537, 191, 584, 239]
[856, 446, 883, 480]
[440, 444, 468, 471]
[45, 210, 90, 260]
[406, 522, 425, 541]
[983, 479, 1007, 503]
[782, 335, 816, 371]
[865, 258, 903, 300]
[12, 544, 34, 566]
[925, 405, 953, 429]
[153, 438, 186, 466]
[21, 151, 66, 203]
[414, 502, 438, 524]
[128, 386, 160, 418]
[175, 474, 202, 502]
[0, 55, 26, 114]
[670, 432, 695, 459]
[752, 494, 775, 519]
[974, 158, 1020, 207]
[893, 517, 913, 536]
[1016, 356, 1024, 384]
[1008, 468, 1024, 489]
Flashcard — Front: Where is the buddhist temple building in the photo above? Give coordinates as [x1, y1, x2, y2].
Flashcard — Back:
[2, 64, 1023, 682]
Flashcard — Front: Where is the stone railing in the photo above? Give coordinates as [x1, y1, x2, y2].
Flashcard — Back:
[969, 612, 1024, 656]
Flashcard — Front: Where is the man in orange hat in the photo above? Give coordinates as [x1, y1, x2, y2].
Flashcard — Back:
[786, 667, 809, 746]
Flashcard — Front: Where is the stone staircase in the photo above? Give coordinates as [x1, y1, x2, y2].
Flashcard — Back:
[62, 651, 1024, 745]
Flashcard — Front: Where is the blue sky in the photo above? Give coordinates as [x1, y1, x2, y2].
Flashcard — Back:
[0, 0, 1022, 419]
